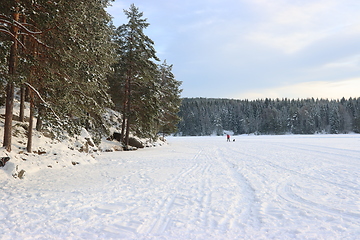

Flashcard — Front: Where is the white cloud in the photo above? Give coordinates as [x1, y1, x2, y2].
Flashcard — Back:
[237, 78, 360, 100]
[244, 0, 360, 54]
[321, 55, 360, 70]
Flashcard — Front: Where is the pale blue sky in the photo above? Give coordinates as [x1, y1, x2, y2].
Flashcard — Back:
[106, 0, 360, 100]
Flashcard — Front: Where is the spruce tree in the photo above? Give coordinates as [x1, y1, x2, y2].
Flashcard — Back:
[44, 0, 115, 138]
[177, 97, 360, 136]
[156, 60, 182, 137]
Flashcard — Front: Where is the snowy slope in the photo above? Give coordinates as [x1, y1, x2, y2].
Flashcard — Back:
[1, 134, 360, 239]
[0, 101, 129, 180]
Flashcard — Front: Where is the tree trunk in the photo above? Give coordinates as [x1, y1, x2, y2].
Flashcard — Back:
[3, 82, 15, 152]
[120, 88, 127, 143]
[124, 100, 131, 146]
[3, 10, 20, 152]
[19, 86, 25, 122]
[36, 104, 44, 131]
[120, 115, 126, 143]
[124, 118, 130, 146]
[27, 90, 35, 153]
[120, 72, 131, 144]
[124, 76, 131, 147]
[27, 32, 38, 152]
[19, 15, 27, 123]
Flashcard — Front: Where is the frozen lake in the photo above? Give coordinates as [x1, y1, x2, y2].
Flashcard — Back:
[1, 134, 360, 239]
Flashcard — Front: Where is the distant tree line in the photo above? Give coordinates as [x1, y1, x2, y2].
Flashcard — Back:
[177, 97, 360, 136]
[0, 2, 182, 152]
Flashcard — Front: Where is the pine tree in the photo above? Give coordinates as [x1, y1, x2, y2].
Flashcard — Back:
[110, 4, 159, 146]
[0, 0, 54, 151]
[1, 0, 115, 151]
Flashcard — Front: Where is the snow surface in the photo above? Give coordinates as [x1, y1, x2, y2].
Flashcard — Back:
[1, 134, 360, 239]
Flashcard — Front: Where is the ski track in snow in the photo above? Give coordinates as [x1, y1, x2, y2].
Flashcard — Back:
[1, 134, 360, 239]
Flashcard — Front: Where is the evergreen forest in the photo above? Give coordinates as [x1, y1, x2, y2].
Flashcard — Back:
[177, 97, 360, 136]
[0, 1, 182, 152]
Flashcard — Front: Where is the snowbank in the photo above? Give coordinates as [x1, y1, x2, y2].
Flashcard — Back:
[0, 126, 98, 180]
[0, 102, 165, 180]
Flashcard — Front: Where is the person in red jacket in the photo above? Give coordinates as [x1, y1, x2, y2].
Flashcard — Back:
[227, 134, 230, 142]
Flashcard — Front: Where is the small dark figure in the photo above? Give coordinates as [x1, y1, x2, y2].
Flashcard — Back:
[0, 157, 10, 167]
[233, 139, 235, 142]
[227, 134, 230, 142]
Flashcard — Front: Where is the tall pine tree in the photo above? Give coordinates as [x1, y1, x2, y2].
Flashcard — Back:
[0, 0, 54, 151]
[1, 0, 115, 151]
[109, 4, 159, 146]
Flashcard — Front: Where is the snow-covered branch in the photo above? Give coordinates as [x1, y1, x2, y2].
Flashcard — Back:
[0, 14, 53, 49]
[24, 82, 60, 120]
[0, 28, 26, 49]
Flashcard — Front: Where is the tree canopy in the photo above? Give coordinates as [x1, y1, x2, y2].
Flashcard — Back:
[1, 1, 182, 151]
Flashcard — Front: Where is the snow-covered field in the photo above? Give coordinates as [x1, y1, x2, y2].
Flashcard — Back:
[1, 134, 360, 239]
